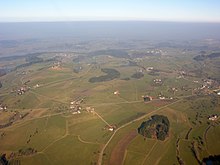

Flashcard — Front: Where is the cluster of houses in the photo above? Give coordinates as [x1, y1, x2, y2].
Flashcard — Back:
[70, 98, 83, 115]
[142, 94, 174, 102]
[208, 114, 218, 121]
[199, 79, 219, 90]
[146, 49, 163, 55]
[214, 90, 220, 96]
[51, 62, 61, 70]
[203, 79, 215, 86]
[20, 71, 29, 75]
[194, 79, 220, 95]
[86, 107, 95, 113]
[158, 93, 173, 100]
[17, 86, 29, 95]
[153, 79, 162, 84]
[0, 104, 7, 111]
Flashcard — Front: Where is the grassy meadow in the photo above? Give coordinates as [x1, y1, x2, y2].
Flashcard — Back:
[0, 49, 220, 165]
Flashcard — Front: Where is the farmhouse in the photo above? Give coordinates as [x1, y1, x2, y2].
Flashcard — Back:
[104, 125, 116, 132]
[159, 96, 166, 100]
[33, 84, 40, 88]
[147, 67, 154, 71]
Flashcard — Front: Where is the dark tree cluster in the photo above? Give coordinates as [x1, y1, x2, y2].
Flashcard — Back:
[0, 122, 13, 129]
[8, 148, 37, 160]
[89, 49, 128, 58]
[148, 70, 160, 76]
[15, 55, 44, 70]
[193, 52, 220, 61]
[138, 115, 170, 141]
[0, 154, 8, 165]
[89, 68, 120, 83]
[131, 72, 144, 79]
[73, 66, 83, 73]
[202, 155, 220, 165]
[0, 69, 6, 77]
[25, 56, 43, 63]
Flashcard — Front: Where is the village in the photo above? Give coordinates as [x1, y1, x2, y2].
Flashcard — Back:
[69, 98, 84, 115]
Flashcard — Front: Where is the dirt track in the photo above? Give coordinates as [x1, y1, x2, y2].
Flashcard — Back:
[109, 130, 138, 165]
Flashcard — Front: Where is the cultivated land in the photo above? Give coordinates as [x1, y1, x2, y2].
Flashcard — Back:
[0, 39, 220, 165]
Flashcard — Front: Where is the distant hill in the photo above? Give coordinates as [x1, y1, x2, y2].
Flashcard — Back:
[89, 49, 128, 58]
[0, 69, 6, 77]
[193, 52, 220, 61]
[138, 115, 170, 141]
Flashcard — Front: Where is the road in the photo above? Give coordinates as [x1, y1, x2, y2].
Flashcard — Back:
[93, 110, 111, 127]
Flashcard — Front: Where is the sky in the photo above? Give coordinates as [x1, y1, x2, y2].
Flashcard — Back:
[0, 0, 220, 22]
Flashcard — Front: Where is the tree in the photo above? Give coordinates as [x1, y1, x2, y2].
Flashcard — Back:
[138, 115, 170, 141]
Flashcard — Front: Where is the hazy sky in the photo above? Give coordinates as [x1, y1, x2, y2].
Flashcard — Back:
[0, 0, 220, 22]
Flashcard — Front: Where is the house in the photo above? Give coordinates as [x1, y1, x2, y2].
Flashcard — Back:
[147, 67, 154, 71]
[159, 96, 166, 100]
[33, 84, 40, 88]
[104, 125, 116, 132]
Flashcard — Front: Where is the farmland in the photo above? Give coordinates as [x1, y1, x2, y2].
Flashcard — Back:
[0, 39, 220, 165]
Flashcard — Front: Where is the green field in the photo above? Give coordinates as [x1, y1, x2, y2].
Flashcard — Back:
[0, 46, 220, 165]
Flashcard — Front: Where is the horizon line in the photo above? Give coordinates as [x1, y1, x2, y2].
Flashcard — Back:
[1, 19, 220, 24]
